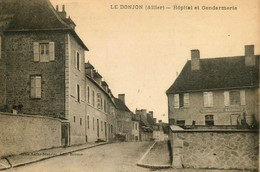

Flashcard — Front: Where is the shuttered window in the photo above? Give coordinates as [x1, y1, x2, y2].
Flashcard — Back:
[224, 90, 246, 106]
[203, 92, 213, 107]
[33, 42, 55, 62]
[174, 94, 179, 108]
[97, 93, 101, 109]
[30, 75, 41, 98]
[184, 93, 189, 107]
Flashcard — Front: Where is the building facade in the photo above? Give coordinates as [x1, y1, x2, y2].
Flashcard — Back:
[85, 62, 116, 142]
[166, 45, 259, 127]
[0, 0, 88, 145]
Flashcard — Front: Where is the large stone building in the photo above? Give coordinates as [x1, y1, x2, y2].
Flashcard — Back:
[85, 62, 116, 142]
[166, 45, 259, 127]
[0, 0, 89, 145]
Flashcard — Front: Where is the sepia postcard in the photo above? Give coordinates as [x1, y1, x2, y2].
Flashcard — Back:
[0, 0, 259, 171]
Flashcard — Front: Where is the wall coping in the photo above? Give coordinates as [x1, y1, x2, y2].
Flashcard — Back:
[0, 112, 66, 122]
[171, 128, 259, 133]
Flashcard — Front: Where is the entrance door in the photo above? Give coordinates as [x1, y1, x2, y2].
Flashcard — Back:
[61, 122, 69, 146]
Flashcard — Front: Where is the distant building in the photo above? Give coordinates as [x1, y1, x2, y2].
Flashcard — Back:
[0, 0, 88, 145]
[153, 120, 169, 141]
[85, 62, 117, 142]
[135, 109, 153, 141]
[131, 113, 140, 141]
[114, 94, 132, 142]
[166, 45, 259, 127]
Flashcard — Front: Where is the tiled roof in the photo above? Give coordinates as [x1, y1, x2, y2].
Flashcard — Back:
[166, 56, 259, 94]
[0, 0, 88, 50]
[114, 98, 131, 112]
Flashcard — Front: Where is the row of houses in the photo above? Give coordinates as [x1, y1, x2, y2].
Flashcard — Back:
[0, 0, 168, 151]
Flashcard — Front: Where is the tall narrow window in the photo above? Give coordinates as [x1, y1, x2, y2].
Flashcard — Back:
[74, 116, 76, 123]
[93, 117, 95, 130]
[87, 115, 90, 129]
[77, 52, 80, 70]
[74, 50, 80, 70]
[76, 84, 80, 102]
[80, 118, 82, 126]
[87, 86, 90, 103]
[0, 36, 2, 59]
[92, 91, 95, 106]
[229, 91, 240, 105]
[97, 119, 99, 137]
[30, 75, 41, 98]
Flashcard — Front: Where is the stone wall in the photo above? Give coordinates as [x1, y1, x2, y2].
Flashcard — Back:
[0, 113, 62, 157]
[170, 129, 259, 170]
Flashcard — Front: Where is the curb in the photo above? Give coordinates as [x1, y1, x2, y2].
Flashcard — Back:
[0, 142, 108, 171]
[136, 141, 171, 169]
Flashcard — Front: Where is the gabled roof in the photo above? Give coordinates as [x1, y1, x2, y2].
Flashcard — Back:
[166, 56, 259, 94]
[114, 98, 131, 112]
[0, 0, 88, 50]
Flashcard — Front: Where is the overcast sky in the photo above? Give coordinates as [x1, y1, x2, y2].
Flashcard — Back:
[51, 0, 259, 122]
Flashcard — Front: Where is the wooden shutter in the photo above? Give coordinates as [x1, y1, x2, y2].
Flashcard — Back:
[35, 76, 41, 98]
[49, 42, 55, 61]
[174, 94, 179, 108]
[209, 92, 213, 107]
[184, 93, 189, 107]
[33, 42, 39, 61]
[30, 76, 35, 98]
[240, 90, 246, 105]
[224, 91, 230, 106]
[203, 92, 208, 107]
[97, 93, 101, 109]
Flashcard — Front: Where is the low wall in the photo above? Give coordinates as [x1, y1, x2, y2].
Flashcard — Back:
[170, 129, 259, 170]
[0, 113, 62, 157]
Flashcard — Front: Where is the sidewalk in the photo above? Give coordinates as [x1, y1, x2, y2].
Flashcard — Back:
[0, 142, 108, 171]
[137, 140, 172, 169]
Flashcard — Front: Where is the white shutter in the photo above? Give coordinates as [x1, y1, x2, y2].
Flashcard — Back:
[174, 94, 179, 108]
[184, 93, 189, 107]
[224, 91, 230, 106]
[240, 90, 246, 105]
[49, 42, 55, 61]
[203, 92, 208, 107]
[30, 76, 35, 98]
[35, 76, 41, 98]
[97, 93, 101, 109]
[74, 50, 77, 68]
[209, 92, 213, 107]
[33, 42, 39, 61]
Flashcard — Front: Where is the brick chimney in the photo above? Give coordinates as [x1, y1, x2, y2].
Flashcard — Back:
[191, 49, 200, 71]
[56, 5, 66, 19]
[245, 45, 255, 66]
[118, 94, 125, 103]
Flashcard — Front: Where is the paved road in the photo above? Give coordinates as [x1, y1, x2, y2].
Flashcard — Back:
[6, 142, 154, 172]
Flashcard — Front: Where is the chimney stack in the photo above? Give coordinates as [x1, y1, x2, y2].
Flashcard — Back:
[118, 94, 125, 103]
[245, 45, 255, 66]
[56, 5, 59, 11]
[62, 5, 65, 11]
[191, 49, 200, 71]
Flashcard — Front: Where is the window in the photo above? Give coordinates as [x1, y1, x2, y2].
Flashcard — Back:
[80, 118, 82, 125]
[101, 120, 103, 131]
[97, 119, 99, 137]
[174, 93, 189, 108]
[169, 118, 175, 125]
[33, 42, 55, 62]
[74, 116, 76, 123]
[203, 92, 213, 107]
[104, 100, 107, 112]
[111, 125, 113, 134]
[135, 123, 137, 130]
[76, 84, 80, 102]
[93, 117, 95, 130]
[101, 97, 103, 110]
[176, 120, 185, 126]
[224, 90, 245, 106]
[97, 93, 101, 109]
[74, 50, 81, 70]
[205, 115, 214, 126]
[87, 86, 90, 103]
[92, 91, 95, 106]
[30, 75, 41, 98]
[230, 91, 240, 105]
[87, 115, 90, 129]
